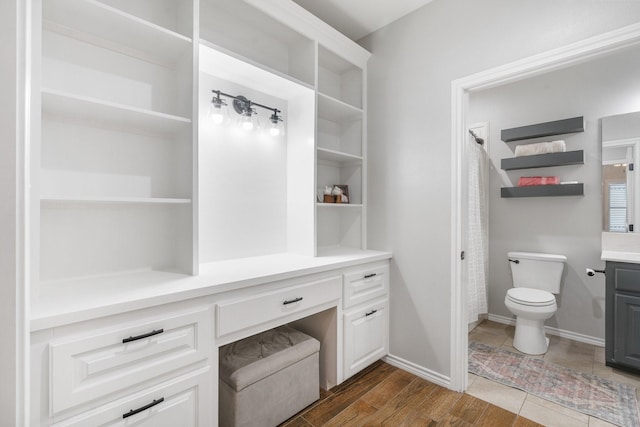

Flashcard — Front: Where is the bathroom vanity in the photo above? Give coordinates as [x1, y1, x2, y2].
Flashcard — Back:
[603, 250, 640, 373]
[30, 253, 391, 425]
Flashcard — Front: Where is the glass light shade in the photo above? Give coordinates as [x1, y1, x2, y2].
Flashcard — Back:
[209, 101, 228, 125]
[238, 113, 255, 131]
[269, 125, 280, 137]
[269, 121, 285, 137]
[268, 112, 284, 137]
[242, 117, 254, 131]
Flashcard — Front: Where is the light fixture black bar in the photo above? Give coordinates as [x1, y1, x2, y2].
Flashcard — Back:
[212, 89, 280, 114]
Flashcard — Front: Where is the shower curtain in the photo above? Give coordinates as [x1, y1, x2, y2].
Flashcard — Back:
[466, 136, 489, 323]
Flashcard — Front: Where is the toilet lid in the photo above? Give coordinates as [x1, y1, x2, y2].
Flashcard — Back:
[506, 288, 555, 306]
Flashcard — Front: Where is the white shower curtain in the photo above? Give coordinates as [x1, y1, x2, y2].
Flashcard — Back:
[466, 137, 489, 323]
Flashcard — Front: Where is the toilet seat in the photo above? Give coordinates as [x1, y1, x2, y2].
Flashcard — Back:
[506, 288, 555, 307]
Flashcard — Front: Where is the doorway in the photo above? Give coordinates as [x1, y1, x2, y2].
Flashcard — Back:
[449, 23, 640, 392]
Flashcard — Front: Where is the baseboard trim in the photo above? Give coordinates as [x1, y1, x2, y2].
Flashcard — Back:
[487, 314, 605, 347]
[383, 354, 451, 389]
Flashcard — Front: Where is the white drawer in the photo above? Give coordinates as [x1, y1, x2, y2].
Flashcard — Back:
[50, 306, 211, 414]
[52, 368, 211, 427]
[343, 264, 389, 308]
[217, 276, 341, 337]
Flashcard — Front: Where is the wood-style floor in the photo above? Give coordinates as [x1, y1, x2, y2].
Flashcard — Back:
[280, 360, 542, 426]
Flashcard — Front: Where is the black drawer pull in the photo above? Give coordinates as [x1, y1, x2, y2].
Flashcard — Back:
[123, 397, 164, 419]
[364, 273, 377, 279]
[283, 297, 303, 305]
[365, 309, 378, 317]
[122, 329, 164, 344]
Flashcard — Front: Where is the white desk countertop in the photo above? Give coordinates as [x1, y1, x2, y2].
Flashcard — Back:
[31, 248, 392, 331]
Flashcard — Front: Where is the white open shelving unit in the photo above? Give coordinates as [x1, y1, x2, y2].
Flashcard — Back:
[315, 45, 366, 250]
[31, 0, 197, 293]
[30, 0, 370, 300]
[198, 0, 370, 256]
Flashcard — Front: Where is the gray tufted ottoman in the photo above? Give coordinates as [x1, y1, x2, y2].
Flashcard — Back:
[219, 325, 320, 427]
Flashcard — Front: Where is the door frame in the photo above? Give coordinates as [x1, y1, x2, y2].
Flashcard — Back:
[449, 22, 640, 391]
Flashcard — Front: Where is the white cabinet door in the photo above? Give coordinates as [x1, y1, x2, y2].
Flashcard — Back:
[52, 368, 211, 427]
[343, 298, 388, 379]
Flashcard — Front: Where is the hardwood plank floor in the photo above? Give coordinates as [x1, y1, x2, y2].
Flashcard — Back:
[280, 361, 542, 427]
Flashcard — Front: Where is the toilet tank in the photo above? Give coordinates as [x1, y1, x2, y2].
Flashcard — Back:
[508, 251, 566, 293]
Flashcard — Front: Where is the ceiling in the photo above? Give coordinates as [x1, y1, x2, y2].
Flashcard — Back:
[292, 0, 433, 41]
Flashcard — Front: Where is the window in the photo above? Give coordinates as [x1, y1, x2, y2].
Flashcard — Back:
[609, 183, 627, 232]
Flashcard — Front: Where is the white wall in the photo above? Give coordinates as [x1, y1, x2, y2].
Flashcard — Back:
[0, 0, 23, 424]
[468, 45, 640, 340]
[359, 0, 640, 378]
[199, 73, 289, 262]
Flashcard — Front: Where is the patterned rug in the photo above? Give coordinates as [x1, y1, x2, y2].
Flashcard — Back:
[468, 342, 640, 427]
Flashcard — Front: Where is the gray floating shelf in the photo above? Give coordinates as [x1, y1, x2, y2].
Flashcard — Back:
[501, 116, 584, 142]
[501, 183, 584, 198]
[501, 150, 584, 170]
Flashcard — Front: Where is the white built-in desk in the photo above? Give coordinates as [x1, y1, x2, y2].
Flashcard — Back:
[30, 249, 391, 426]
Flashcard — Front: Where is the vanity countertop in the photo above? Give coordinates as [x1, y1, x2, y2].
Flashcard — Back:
[601, 232, 640, 264]
[601, 250, 640, 264]
[31, 248, 392, 331]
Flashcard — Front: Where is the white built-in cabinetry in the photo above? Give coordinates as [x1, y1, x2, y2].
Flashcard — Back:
[28, 0, 382, 425]
[199, 0, 369, 254]
[31, 301, 213, 426]
[31, 259, 389, 425]
[32, 0, 197, 292]
[30, 0, 370, 296]
[342, 263, 389, 379]
[316, 45, 366, 250]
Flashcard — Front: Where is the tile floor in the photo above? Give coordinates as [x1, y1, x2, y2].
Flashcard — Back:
[468, 320, 640, 427]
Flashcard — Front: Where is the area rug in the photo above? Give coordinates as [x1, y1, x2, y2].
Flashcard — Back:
[468, 342, 640, 427]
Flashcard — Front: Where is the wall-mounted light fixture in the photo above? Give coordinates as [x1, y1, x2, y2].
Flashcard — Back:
[210, 89, 284, 136]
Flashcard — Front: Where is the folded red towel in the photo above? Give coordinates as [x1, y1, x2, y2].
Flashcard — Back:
[518, 176, 560, 186]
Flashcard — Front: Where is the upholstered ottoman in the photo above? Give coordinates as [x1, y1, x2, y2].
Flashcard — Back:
[219, 325, 320, 427]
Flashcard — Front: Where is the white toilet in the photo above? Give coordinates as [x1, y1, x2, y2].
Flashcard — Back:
[504, 251, 566, 355]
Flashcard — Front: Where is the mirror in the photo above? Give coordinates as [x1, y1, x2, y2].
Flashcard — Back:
[602, 111, 640, 232]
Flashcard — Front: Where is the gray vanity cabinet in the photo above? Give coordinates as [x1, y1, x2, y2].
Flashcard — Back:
[605, 261, 640, 372]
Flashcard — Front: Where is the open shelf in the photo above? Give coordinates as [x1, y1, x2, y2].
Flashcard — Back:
[97, 0, 194, 37]
[317, 147, 363, 165]
[501, 116, 584, 142]
[41, 196, 191, 205]
[42, 89, 191, 135]
[501, 150, 584, 170]
[317, 203, 363, 208]
[199, 39, 314, 92]
[316, 207, 363, 249]
[42, 0, 192, 67]
[317, 117, 362, 158]
[317, 93, 363, 123]
[200, 0, 315, 86]
[501, 183, 584, 198]
[318, 45, 363, 109]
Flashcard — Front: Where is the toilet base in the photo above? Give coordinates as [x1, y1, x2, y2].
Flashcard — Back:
[513, 317, 550, 355]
